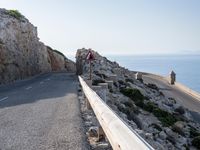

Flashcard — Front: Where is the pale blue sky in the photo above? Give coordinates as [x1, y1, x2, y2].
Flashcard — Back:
[0, 0, 200, 56]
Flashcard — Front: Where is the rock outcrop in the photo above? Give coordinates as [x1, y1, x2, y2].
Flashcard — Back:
[46, 46, 75, 72]
[0, 9, 75, 84]
[76, 48, 200, 150]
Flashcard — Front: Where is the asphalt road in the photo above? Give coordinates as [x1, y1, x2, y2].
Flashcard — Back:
[143, 74, 200, 123]
[0, 73, 88, 150]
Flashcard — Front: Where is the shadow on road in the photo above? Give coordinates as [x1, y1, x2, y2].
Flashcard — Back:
[0, 73, 78, 109]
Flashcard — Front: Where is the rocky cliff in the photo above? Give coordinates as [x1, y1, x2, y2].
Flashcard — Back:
[47, 46, 75, 72]
[76, 48, 200, 150]
[0, 9, 75, 84]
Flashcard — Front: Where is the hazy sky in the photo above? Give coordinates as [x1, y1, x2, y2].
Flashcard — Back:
[1, 0, 200, 56]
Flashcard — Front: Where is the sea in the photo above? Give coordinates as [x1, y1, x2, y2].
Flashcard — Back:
[69, 54, 200, 93]
[106, 54, 200, 93]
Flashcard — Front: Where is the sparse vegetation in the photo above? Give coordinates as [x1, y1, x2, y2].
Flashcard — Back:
[46, 46, 66, 58]
[143, 101, 156, 112]
[144, 96, 150, 100]
[120, 88, 144, 101]
[190, 127, 200, 138]
[183, 144, 190, 150]
[120, 88, 177, 126]
[7, 10, 22, 20]
[192, 136, 200, 149]
[92, 79, 105, 85]
[125, 78, 134, 84]
[152, 107, 177, 127]
[53, 49, 66, 58]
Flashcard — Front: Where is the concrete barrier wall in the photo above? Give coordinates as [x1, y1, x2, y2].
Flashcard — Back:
[79, 76, 154, 150]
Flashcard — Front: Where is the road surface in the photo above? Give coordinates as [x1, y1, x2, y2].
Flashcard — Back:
[143, 74, 200, 123]
[0, 73, 88, 150]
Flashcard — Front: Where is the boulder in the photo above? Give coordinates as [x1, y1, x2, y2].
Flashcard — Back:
[88, 126, 98, 137]
[159, 131, 167, 140]
[172, 121, 185, 136]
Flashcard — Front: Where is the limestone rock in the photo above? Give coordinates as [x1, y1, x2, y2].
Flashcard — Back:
[47, 46, 75, 72]
[159, 131, 167, 140]
[0, 8, 75, 84]
[88, 126, 98, 137]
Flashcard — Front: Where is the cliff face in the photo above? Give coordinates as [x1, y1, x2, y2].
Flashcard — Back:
[0, 9, 75, 84]
[46, 46, 75, 72]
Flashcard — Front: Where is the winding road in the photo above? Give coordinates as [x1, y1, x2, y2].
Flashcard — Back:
[143, 74, 200, 123]
[0, 73, 88, 150]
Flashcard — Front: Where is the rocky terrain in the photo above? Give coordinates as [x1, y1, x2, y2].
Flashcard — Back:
[76, 48, 200, 150]
[0, 9, 75, 84]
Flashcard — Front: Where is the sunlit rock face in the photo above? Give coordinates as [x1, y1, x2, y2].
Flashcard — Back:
[47, 46, 76, 72]
[0, 8, 75, 84]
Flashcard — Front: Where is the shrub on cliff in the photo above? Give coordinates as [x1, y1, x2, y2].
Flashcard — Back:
[125, 78, 134, 84]
[120, 88, 144, 101]
[142, 101, 177, 126]
[120, 88, 178, 126]
[53, 49, 66, 58]
[120, 88, 144, 108]
[192, 136, 200, 149]
[7, 10, 22, 20]
[92, 79, 105, 85]
[143, 102, 156, 112]
[152, 107, 177, 127]
[190, 127, 200, 138]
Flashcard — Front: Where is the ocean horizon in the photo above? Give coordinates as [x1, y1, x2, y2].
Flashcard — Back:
[68, 54, 200, 93]
[107, 54, 200, 93]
